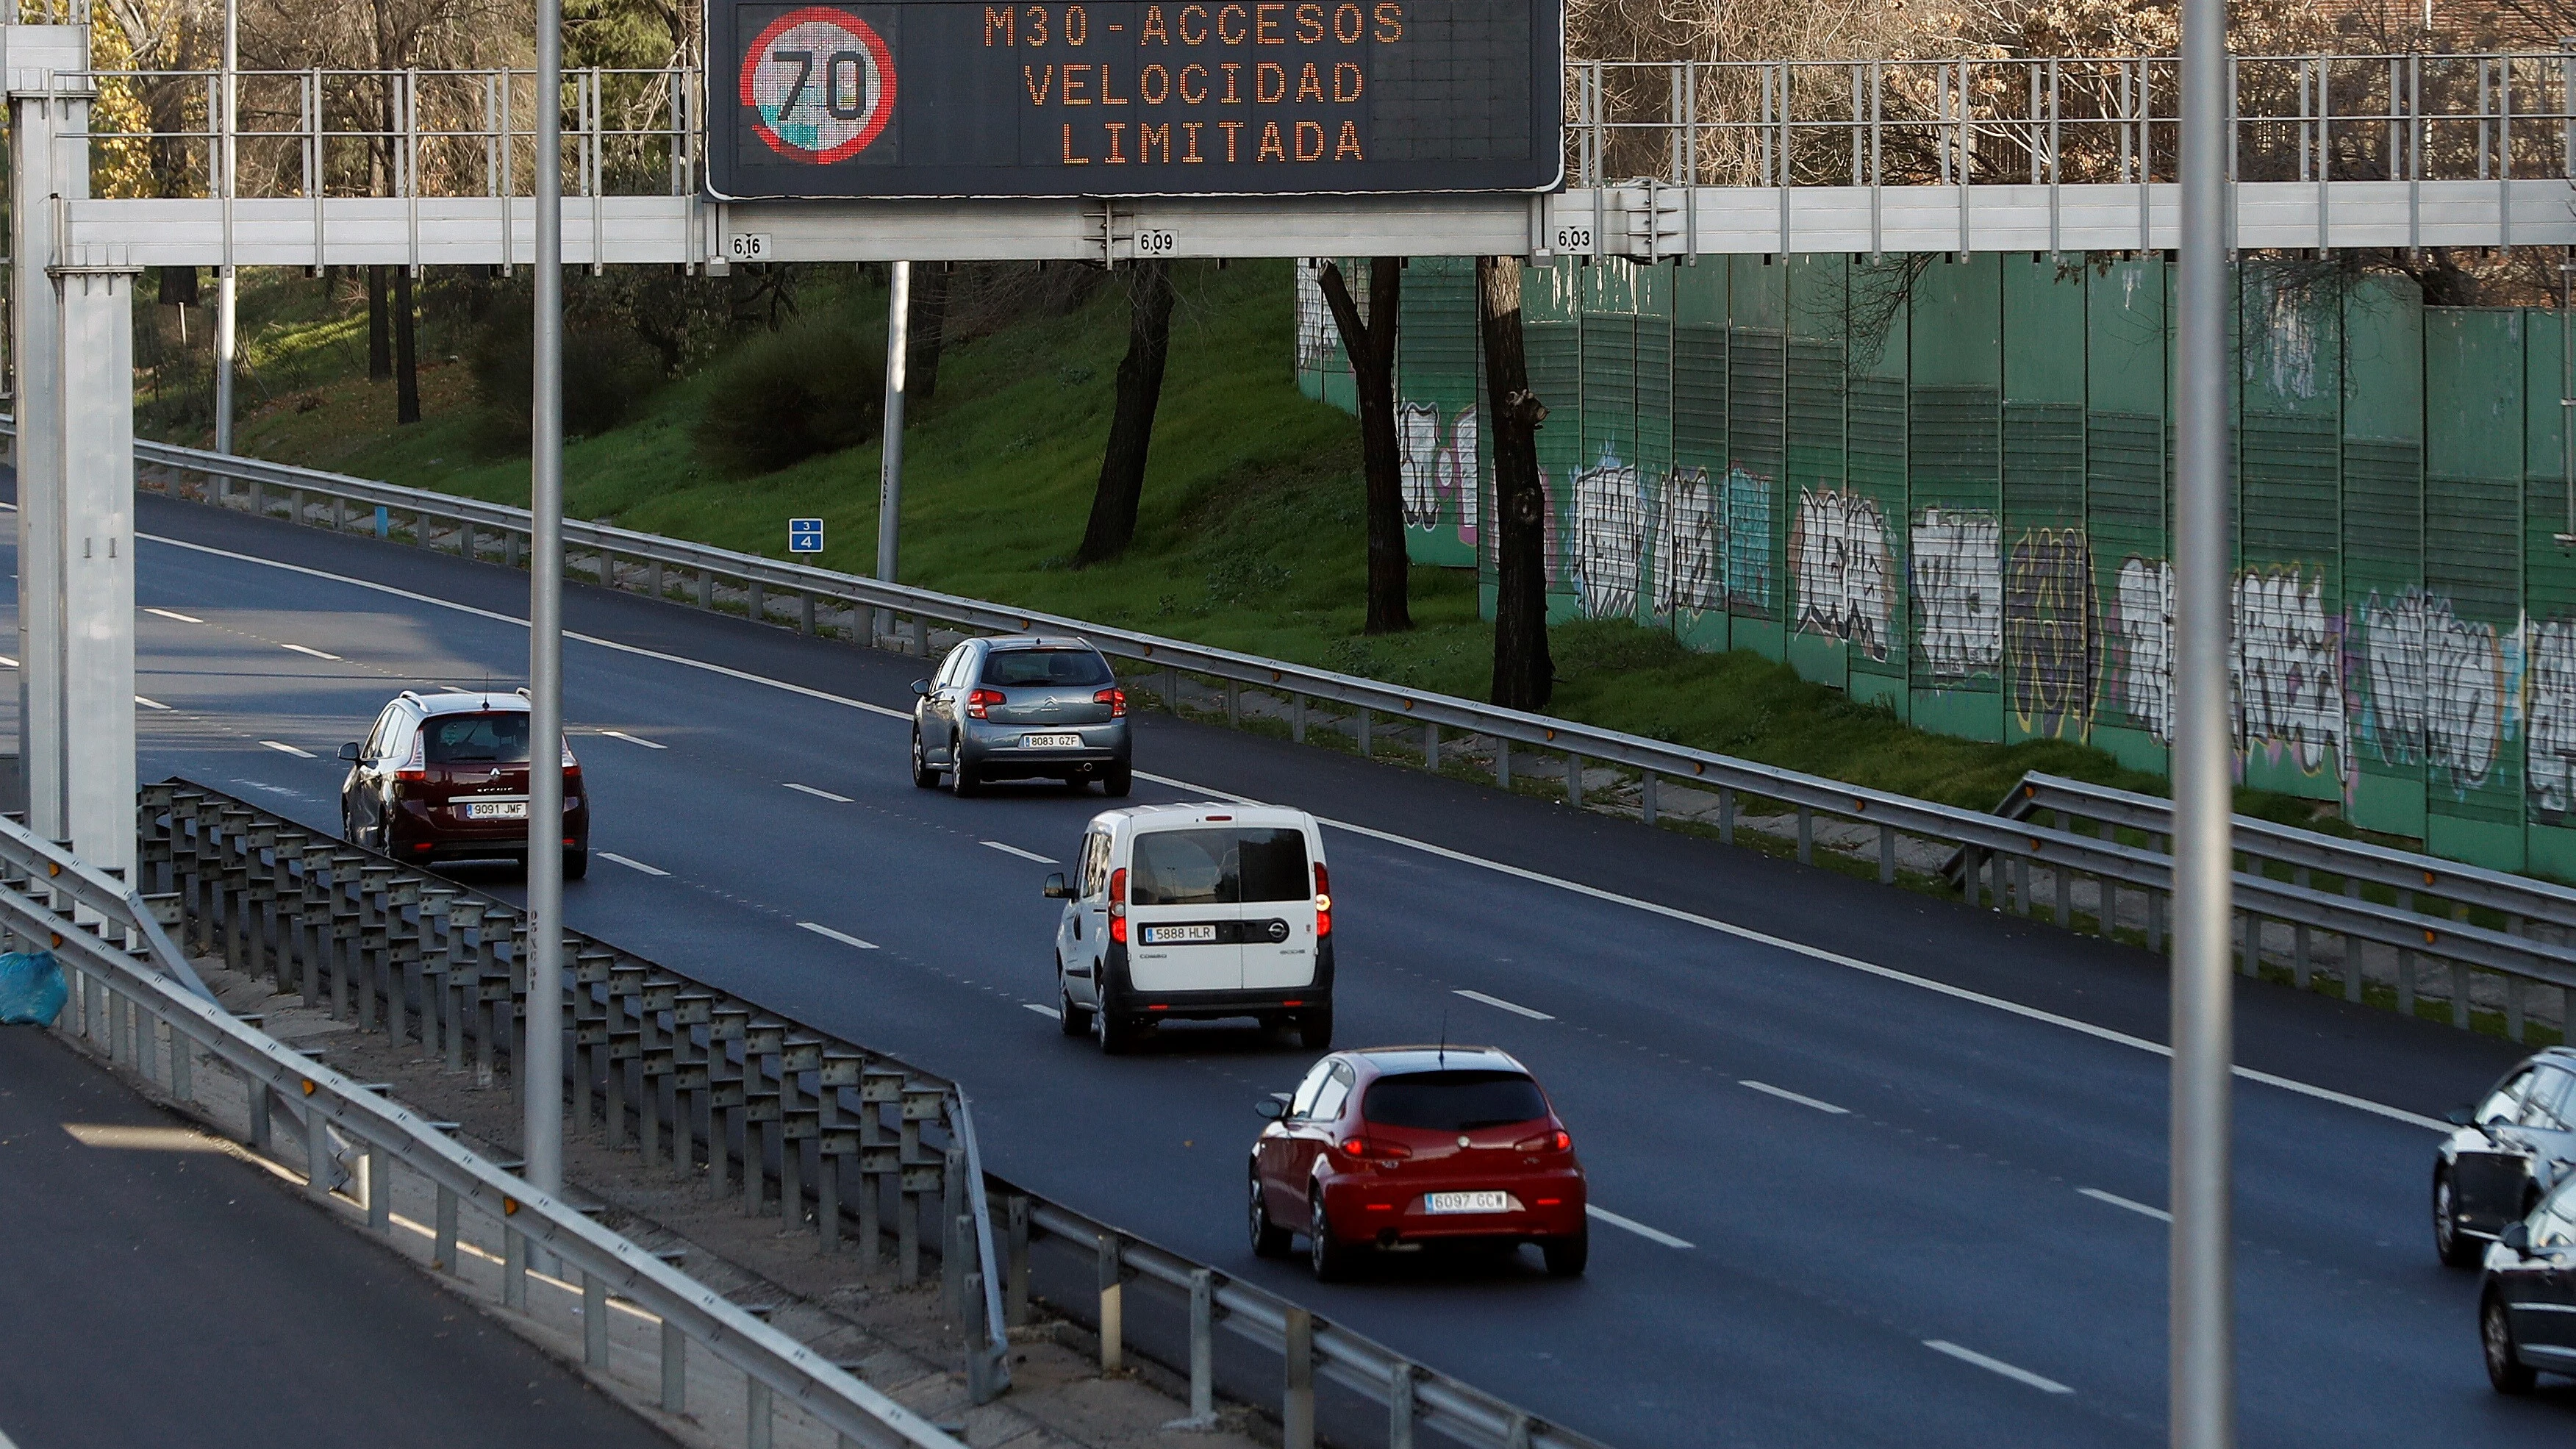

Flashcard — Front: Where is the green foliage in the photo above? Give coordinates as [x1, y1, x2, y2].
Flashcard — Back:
[467, 304, 661, 446]
[690, 307, 886, 476]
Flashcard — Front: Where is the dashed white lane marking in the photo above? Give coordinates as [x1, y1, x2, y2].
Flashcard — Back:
[279, 643, 342, 660]
[2078, 1187, 2172, 1223]
[257, 740, 315, 759]
[144, 607, 204, 623]
[784, 782, 853, 802]
[1922, 1339, 2074, 1395]
[1739, 1080, 1850, 1115]
[1586, 1205, 1694, 1249]
[598, 851, 670, 877]
[0, 655, 18, 668]
[1023, 1003, 1064, 1020]
[143, 531, 2448, 1136]
[798, 921, 879, 951]
[981, 840, 1059, 865]
[135, 696, 171, 711]
[600, 730, 666, 749]
[1453, 987, 1553, 1020]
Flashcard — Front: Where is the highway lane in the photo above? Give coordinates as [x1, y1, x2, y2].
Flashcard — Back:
[0, 1025, 676, 1449]
[51, 488, 2567, 1445]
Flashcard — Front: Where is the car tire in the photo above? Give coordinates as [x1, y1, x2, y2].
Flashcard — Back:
[2435, 1167, 2482, 1268]
[911, 729, 940, 789]
[2485, 1291, 2537, 1394]
[1309, 1192, 1359, 1282]
[1058, 976, 1091, 1037]
[1103, 763, 1133, 798]
[1250, 1172, 1294, 1258]
[951, 742, 980, 798]
[1296, 1006, 1334, 1052]
[1095, 1002, 1137, 1055]
[564, 848, 589, 882]
[1542, 1226, 1589, 1278]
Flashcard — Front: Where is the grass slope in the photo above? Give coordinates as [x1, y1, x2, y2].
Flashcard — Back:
[213, 259, 2306, 823]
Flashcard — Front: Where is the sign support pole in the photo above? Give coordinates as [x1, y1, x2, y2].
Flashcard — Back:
[213, 0, 236, 456]
[2172, 0, 2235, 1441]
[875, 260, 910, 645]
[523, 0, 567, 1201]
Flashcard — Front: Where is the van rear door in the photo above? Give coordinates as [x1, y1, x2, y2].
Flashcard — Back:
[1123, 826, 1245, 992]
[1237, 826, 1318, 991]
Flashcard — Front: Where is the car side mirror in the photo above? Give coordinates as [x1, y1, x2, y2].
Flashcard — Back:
[910, 679, 931, 696]
[337, 743, 362, 762]
[1042, 873, 1071, 899]
[1255, 1098, 1287, 1120]
[2502, 1221, 2532, 1254]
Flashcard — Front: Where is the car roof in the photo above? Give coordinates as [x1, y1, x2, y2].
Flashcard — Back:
[1098, 802, 1318, 831]
[404, 690, 529, 717]
[984, 634, 1098, 652]
[1348, 1046, 1529, 1078]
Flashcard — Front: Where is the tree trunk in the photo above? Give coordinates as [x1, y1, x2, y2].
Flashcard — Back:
[1481, 255, 1553, 711]
[1075, 260, 1178, 565]
[367, 265, 392, 380]
[1317, 258, 1412, 633]
[908, 263, 951, 404]
[394, 268, 421, 424]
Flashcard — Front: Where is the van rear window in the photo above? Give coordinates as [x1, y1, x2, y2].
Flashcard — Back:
[1362, 1071, 1549, 1131]
[1129, 828, 1310, 905]
[424, 712, 532, 765]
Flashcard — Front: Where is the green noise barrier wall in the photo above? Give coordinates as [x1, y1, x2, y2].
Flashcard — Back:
[1293, 254, 2576, 878]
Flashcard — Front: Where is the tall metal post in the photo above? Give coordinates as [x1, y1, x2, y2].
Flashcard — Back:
[522, 0, 567, 1198]
[2171, 0, 2236, 1441]
[212, 0, 237, 455]
[874, 261, 909, 643]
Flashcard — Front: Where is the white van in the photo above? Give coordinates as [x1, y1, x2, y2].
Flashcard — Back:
[1044, 803, 1333, 1054]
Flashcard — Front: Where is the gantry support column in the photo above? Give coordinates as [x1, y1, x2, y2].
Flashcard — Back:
[8, 26, 137, 881]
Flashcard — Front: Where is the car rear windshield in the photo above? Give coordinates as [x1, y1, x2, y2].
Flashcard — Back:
[982, 648, 1112, 687]
[1362, 1070, 1549, 1131]
[423, 712, 532, 765]
[1128, 828, 1310, 905]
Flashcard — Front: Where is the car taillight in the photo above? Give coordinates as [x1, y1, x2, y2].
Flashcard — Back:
[1313, 862, 1331, 937]
[966, 688, 1004, 720]
[1514, 1129, 1573, 1153]
[393, 768, 426, 785]
[1109, 867, 1127, 943]
[1095, 687, 1126, 718]
[1340, 1137, 1410, 1160]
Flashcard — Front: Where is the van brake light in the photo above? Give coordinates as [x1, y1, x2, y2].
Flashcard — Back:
[1314, 862, 1331, 937]
[1108, 867, 1127, 943]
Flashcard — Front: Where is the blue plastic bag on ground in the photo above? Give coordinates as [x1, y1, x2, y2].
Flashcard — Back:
[0, 950, 68, 1026]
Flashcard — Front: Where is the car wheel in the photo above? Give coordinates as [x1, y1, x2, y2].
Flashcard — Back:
[1250, 1171, 1294, 1258]
[951, 740, 980, 798]
[1094, 1001, 1136, 1055]
[2435, 1167, 2481, 1268]
[911, 729, 940, 789]
[1058, 974, 1091, 1037]
[1103, 763, 1133, 798]
[2485, 1291, 2537, 1394]
[1296, 1006, 1334, 1052]
[1309, 1192, 1359, 1282]
[563, 848, 588, 882]
[1542, 1226, 1589, 1278]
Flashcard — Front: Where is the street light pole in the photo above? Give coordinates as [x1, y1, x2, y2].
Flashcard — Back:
[2171, 0, 2236, 1442]
[522, 0, 567, 1198]
[213, 0, 236, 454]
[875, 260, 911, 643]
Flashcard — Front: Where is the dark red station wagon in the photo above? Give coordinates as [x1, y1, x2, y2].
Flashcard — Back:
[339, 690, 590, 879]
[1251, 1046, 1588, 1280]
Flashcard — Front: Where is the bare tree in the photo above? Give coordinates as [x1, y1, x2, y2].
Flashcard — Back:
[1317, 259, 1412, 634]
[1076, 262, 1179, 565]
[1481, 257, 1553, 712]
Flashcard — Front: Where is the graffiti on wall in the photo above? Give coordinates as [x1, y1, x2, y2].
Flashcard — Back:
[2104, 557, 2174, 740]
[1721, 467, 1775, 614]
[1561, 454, 1773, 620]
[1655, 466, 1722, 615]
[2234, 567, 2342, 776]
[1570, 450, 1648, 620]
[1398, 402, 1481, 542]
[2353, 588, 2516, 793]
[2531, 619, 2576, 820]
[2006, 529, 2094, 737]
[1293, 262, 1339, 372]
[1910, 508, 2003, 684]
[1789, 487, 1894, 660]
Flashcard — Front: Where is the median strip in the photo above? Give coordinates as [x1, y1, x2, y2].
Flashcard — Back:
[981, 841, 1059, 865]
[1739, 1080, 1849, 1115]
[798, 921, 879, 951]
[1922, 1339, 2073, 1395]
[598, 851, 670, 877]
[1584, 1204, 1693, 1249]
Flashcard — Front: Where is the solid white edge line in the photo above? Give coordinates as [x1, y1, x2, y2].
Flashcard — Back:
[798, 920, 879, 950]
[1739, 1079, 1851, 1115]
[1453, 987, 1554, 1021]
[137, 529, 2449, 1135]
[257, 740, 315, 759]
[1922, 1339, 2075, 1395]
[2078, 1187, 2174, 1223]
[601, 730, 668, 749]
[597, 851, 670, 877]
[981, 840, 1061, 865]
[1585, 1204, 1694, 1249]
[784, 782, 854, 802]
[143, 607, 204, 623]
[135, 695, 171, 710]
[1023, 1003, 1064, 1020]
[279, 643, 342, 659]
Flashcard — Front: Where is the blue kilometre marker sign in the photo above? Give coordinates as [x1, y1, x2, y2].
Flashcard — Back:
[789, 518, 824, 554]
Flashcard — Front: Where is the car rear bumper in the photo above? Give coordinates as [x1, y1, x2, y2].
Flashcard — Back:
[390, 802, 590, 860]
[1319, 1172, 1588, 1245]
[958, 721, 1130, 776]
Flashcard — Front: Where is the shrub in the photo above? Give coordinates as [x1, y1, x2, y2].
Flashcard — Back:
[691, 310, 884, 476]
[469, 307, 659, 446]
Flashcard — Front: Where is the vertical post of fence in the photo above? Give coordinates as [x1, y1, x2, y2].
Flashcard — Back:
[504, 1227, 528, 1311]
[584, 1272, 608, 1367]
[660, 1318, 686, 1412]
[1879, 826, 1896, 884]
[1639, 770, 1656, 824]
[1358, 709, 1373, 756]
[1170, 1267, 1215, 1429]
[1718, 785, 1734, 844]
[1495, 735, 1511, 789]
[746, 1378, 772, 1449]
[1096, 1233, 1123, 1373]
[1283, 1306, 1315, 1449]
[246, 1068, 272, 1152]
[435, 1184, 459, 1271]
[1006, 1195, 1030, 1327]
[306, 1093, 334, 1203]
[367, 1142, 390, 1232]
[1797, 806, 1813, 865]
[1389, 1361, 1417, 1449]
[1567, 754, 1583, 806]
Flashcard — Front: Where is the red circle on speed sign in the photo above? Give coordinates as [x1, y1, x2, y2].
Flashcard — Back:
[739, 7, 898, 164]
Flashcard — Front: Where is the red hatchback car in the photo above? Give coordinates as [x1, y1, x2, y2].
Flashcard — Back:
[1251, 1047, 1587, 1279]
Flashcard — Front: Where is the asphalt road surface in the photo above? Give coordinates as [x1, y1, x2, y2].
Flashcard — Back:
[26, 484, 2570, 1447]
[0, 1024, 673, 1449]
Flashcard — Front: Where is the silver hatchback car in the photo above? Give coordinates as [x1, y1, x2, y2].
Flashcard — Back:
[912, 635, 1133, 796]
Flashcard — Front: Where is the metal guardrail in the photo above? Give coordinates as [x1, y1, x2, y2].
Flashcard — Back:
[146, 779, 1604, 1449]
[7, 806, 965, 1449]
